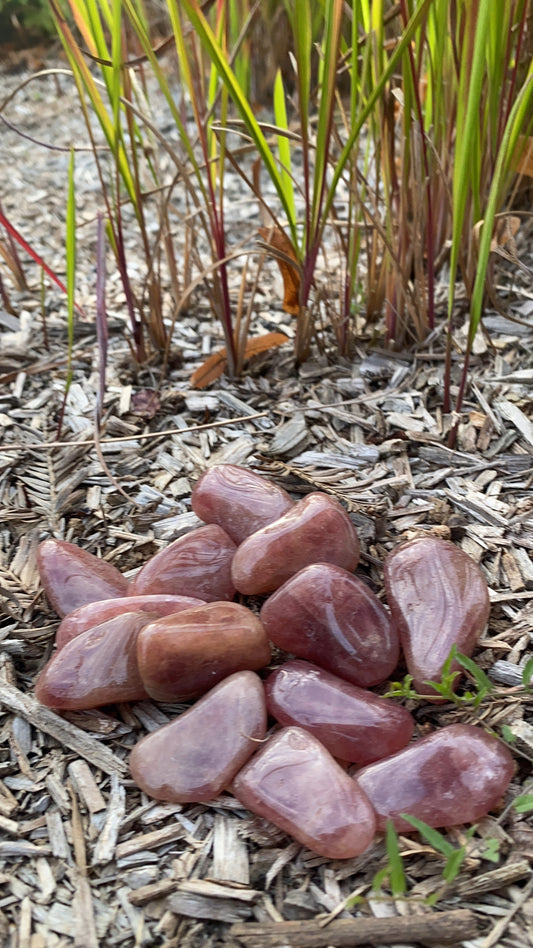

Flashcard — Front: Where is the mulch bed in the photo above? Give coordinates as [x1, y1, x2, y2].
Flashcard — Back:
[1, 46, 533, 947]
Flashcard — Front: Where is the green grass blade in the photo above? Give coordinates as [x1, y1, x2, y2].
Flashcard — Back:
[400, 815, 456, 858]
[66, 146, 77, 389]
[385, 820, 407, 897]
[273, 69, 296, 226]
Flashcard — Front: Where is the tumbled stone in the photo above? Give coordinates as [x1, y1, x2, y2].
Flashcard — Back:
[231, 493, 360, 596]
[191, 464, 294, 544]
[129, 671, 267, 802]
[231, 726, 376, 858]
[265, 660, 414, 764]
[56, 594, 205, 650]
[355, 723, 514, 832]
[129, 525, 236, 602]
[260, 563, 399, 688]
[137, 602, 271, 702]
[384, 537, 490, 696]
[35, 613, 150, 709]
[37, 538, 129, 617]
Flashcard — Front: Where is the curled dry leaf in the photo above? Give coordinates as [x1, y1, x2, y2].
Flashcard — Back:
[190, 332, 289, 388]
[258, 225, 300, 315]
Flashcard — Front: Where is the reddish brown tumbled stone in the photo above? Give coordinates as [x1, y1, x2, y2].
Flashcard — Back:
[137, 602, 271, 702]
[129, 525, 236, 602]
[37, 538, 129, 617]
[35, 613, 150, 709]
[384, 537, 491, 696]
[231, 726, 376, 858]
[191, 464, 294, 544]
[231, 493, 360, 596]
[265, 660, 414, 764]
[260, 563, 399, 688]
[56, 594, 205, 650]
[129, 671, 267, 802]
[355, 723, 514, 832]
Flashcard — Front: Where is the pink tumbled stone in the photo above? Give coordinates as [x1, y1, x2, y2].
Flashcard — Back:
[129, 671, 267, 802]
[355, 724, 514, 832]
[231, 726, 376, 858]
[35, 613, 150, 709]
[384, 537, 490, 696]
[56, 595, 205, 650]
[231, 493, 360, 596]
[129, 525, 236, 602]
[191, 464, 294, 544]
[37, 538, 129, 617]
[260, 563, 399, 688]
[137, 601, 271, 702]
[265, 660, 414, 764]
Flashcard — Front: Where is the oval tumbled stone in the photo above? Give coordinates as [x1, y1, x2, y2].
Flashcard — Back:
[129, 671, 267, 802]
[35, 613, 150, 709]
[129, 525, 236, 602]
[56, 594, 205, 650]
[260, 563, 399, 688]
[38, 539, 129, 617]
[355, 723, 514, 832]
[191, 464, 294, 544]
[231, 726, 376, 859]
[231, 493, 360, 596]
[137, 602, 271, 702]
[265, 660, 414, 764]
[384, 537, 490, 696]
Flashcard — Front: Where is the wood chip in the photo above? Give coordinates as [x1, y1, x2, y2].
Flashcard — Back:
[229, 907, 479, 946]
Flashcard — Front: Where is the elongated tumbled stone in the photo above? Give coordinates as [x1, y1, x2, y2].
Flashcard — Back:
[265, 660, 414, 764]
[129, 671, 267, 802]
[191, 464, 294, 544]
[35, 613, 150, 709]
[232, 726, 376, 858]
[231, 493, 360, 596]
[260, 563, 399, 688]
[384, 537, 490, 696]
[56, 594, 205, 650]
[355, 724, 514, 832]
[137, 602, 271, 702]
[129, 525, 236, 602]
[37, 539, 129, 617]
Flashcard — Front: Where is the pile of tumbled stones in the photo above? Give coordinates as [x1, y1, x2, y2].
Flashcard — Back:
[34, 464, 514, 859]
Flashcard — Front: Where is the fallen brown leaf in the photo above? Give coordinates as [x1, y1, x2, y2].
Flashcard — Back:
[191, 332, 289, 388]
[258, 226, 300, 315]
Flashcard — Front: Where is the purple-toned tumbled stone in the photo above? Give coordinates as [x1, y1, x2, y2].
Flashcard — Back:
[355, 723, 514, 832]
[137, 601, 271, 702]
[231, 493, 360, 596]
[265, 660, 414, 764]
[35, 613, 150, 709]
[129, 671, 267, 802]
[129, 525, 236, 602]
[231, 726, 376, 859]
[56, 595, 205, 650]
[384, 537, 491, 696]
[260, 563, 399, 688]
[37, 539, 129, 617]
[191, 464, 294, 544]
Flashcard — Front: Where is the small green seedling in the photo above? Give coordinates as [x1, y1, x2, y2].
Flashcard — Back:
[521, 657, 533, 690]
[513, 794, 533, 815]
[371, 820, 407, 897]
[400, 814, 476, 886]
[385, 644, 493, 708]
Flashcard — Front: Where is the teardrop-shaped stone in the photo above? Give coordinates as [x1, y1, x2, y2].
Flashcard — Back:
[355, 723, 514, 832]
[56, 595, 205, 650]
[35, 613, 150, 709]
[129, 525, 236, 602]
[231, 493, 360, 596]
[37, 539, 129, 617]
[137, 602, 271, 702]
[191, 464, 294, 544]
[384, 537, 490, 696]
[265, 660, 414, 764]
[129, 671, 267, 802]
[260, 563, 399, 688]
[231, 726, 376, 859]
